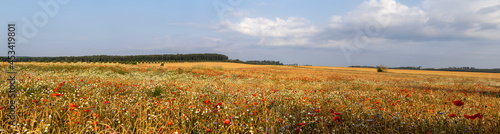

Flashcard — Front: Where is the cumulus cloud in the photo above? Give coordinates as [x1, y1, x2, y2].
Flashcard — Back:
[224, 0, 500, 49]
[224, 17, 319, 46]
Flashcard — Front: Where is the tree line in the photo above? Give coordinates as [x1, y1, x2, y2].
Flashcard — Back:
[1, 53, 288, 66]
[2, 53, 228, 63]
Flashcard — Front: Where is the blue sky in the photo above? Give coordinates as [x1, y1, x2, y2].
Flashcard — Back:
[2, 0, 500, 68]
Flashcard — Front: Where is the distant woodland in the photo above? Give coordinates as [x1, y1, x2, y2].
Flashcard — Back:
[1, 53, 284, 65]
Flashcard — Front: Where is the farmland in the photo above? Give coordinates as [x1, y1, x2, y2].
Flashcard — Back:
[1, 62, 500, 133]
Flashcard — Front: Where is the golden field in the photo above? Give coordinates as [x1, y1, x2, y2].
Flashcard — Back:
[1, 62, 499, 133]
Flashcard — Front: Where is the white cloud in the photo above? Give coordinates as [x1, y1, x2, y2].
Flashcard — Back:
[324, 0, 500, 42]
[422, 0, 500, 40]
[344, 0, 428, 28]
[329, 16, 343, 28]
[225, 17, 319, 46]
[224, 0, 500, 49]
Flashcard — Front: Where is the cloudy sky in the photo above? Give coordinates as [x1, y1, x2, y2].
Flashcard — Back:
[1, 0, 500, 68]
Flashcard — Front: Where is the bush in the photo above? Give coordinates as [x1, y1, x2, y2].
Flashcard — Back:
[376, 65, 388, 72]
[148, 86, 164, 97]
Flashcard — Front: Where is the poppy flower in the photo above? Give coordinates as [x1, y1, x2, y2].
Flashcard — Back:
[104, 101, 109, 104]
[315, 109, 320, 113]
[69, 103, 78, 108]
[168, 121, 173, 125]
[32, 100, 37, 103]
[224, 119, 230, 125]
[453, 100, 464, 106]
[204, 99, 210, 104]
[206, 129, 213, 132]
[473, 113, 483, 119]
[298, 123, 305, 126]
[448, 114, 457, 117]
[334, 116, 341, 122]
[464, 114, 476, 120]
[51, 93, 63, 97]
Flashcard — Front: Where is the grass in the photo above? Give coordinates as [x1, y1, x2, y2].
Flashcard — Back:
[0, 62, 499, 133]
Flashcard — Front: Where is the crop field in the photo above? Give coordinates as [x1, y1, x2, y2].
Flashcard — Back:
[1, 62, 500, 133]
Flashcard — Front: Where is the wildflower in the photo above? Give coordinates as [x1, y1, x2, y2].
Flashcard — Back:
[473, 113, 483, 119]
[69, 103, 78, 108]
[224, 119, 230, 125]
[464, 115, 476, 120]
[298, 123, 305, 126]
[51, 93, 63, 97]
[168, 121, 173, 125]
[105, 101, 109, 104]
[334, 116, 341, 122]
[453, 100, 464, 106]
[206, 128, 213, 132]
[448, 114, 457, 117]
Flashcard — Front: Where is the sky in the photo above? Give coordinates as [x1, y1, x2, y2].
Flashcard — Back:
[1, 0, 500, 68]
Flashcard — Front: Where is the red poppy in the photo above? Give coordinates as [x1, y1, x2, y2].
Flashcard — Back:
[315, 109, 320, 113]
[104, 101, 109, 104]
[32, 100, 37, 103]
[465, 113, 483, 120]
[448, 114, 457, 117]
[473, 113, 483, 119]
[224, 119, 230, 125]
[453, 100, 464, 106]
[206, 129, 213, 132]
[298, 123, 305, 126]
[51, 93, 63, 97]
[204, 99, 210, 104]
[69, 103, 78, 108]
[334, 116, 341, 122]
[168, 121, 173, 125]
[464, 114, 476, 120]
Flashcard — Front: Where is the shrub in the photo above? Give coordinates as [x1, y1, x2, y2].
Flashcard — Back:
[377, 65, 388, 72]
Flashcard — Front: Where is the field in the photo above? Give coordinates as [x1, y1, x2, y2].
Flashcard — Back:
[1, 62, 500, 133]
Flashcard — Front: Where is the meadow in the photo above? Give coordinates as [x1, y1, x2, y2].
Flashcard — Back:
[1, 62, 499, 133]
